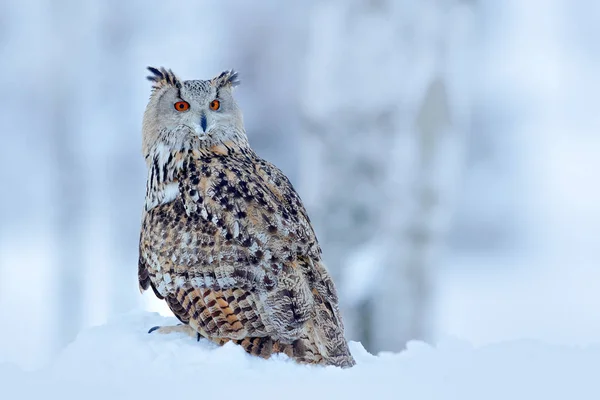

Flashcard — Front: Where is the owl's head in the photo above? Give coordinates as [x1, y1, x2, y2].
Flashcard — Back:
[142, 67, 246, 158]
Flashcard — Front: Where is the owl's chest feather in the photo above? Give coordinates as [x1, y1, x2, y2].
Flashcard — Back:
[144, 142, 256, 213]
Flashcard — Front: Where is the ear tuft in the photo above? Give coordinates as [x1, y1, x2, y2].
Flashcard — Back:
[146, 66, 182, 90]
[212, 69, 240, 88]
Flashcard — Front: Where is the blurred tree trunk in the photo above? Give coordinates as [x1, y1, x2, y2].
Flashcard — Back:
[102, 0, 141, 317]
[50, 0, 85, 349]
[213, 1, 311, 181]
[299, 0, 473, 352]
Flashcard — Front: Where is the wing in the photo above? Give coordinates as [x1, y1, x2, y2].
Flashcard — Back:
[139, 147, 324, 341]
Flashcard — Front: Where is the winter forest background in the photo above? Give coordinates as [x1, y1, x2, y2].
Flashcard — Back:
[1, 0, 599, 369]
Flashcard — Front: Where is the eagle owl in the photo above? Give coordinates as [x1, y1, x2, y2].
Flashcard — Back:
[138, 67, 355, 368]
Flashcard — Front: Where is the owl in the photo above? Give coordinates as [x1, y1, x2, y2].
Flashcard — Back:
[138, 67, 355, 368]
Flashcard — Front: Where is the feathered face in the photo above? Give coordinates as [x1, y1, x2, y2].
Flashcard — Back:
[142, 67, 246, 158]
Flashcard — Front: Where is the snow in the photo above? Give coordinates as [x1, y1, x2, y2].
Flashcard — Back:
[2, 312, 599, 400]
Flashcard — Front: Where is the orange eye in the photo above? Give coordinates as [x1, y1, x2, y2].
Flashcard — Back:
[174, 101, 190, 111]
[209, 99, 220, 111]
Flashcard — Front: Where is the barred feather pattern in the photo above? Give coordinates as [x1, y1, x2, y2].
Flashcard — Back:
[139, 141, 355, 367]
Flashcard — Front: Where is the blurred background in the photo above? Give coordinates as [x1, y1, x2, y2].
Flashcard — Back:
[1, 0, 599, 370]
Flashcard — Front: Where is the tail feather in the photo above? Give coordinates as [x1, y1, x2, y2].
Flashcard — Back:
[308, 301, 356, 368]
[231, 336, 324, 365]
[166, 284, 355, 367]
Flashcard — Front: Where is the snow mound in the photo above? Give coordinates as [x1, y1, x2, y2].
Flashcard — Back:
[2, 312, 600, 400]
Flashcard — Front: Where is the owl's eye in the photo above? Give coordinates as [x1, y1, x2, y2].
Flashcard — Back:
[209, 100, 220, 111]
[174, 101, 190, 111]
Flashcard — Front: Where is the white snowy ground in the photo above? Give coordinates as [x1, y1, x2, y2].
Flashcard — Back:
[2, 312, 599, 400]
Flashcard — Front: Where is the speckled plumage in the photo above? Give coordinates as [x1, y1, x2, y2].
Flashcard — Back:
[138, 67, 355, 367]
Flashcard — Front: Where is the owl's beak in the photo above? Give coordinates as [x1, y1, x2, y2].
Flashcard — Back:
[193, 113, 216, 140]
[193, 124, 207, 139]
[194, 114, 210, 139]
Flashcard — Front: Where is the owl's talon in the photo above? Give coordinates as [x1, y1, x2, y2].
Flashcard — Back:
[148, 324, 198, 339]
[148, 326, 160, 334]
[197, 333, 201, 342]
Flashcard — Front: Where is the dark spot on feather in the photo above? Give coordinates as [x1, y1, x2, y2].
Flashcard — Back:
[263, 275, 274, 288]
[173, 200, 185, 215]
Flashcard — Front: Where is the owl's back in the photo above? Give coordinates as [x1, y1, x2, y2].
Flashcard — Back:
[139, 143, 354, 367]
